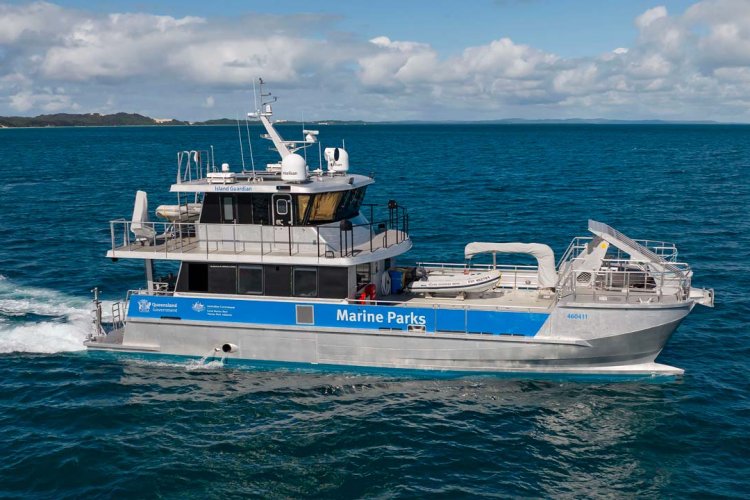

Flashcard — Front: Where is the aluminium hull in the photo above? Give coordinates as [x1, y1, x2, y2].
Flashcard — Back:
[86, 302, 692, 376]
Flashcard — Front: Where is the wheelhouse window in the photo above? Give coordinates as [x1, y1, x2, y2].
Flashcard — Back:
[295, 194, 311, 224]
[221, 196, 235, 223]
[251, 194, 271, 224]
[308, 192, 344, 223]
[238, 265, 263, 295]
[293, 268, 318, 297]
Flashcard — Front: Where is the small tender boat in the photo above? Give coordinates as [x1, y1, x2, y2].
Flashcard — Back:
[408, 269, 501, 295]
[155, 203, 202, 222]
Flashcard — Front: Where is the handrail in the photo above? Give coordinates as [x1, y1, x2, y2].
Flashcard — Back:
[558, 236, 679, 268]
[109, 219, 410, 261]
[556, 265, 691, 304]
[176, 149, 211, 184]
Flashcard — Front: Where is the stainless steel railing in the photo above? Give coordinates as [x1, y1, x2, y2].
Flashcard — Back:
[109, 219, 410, 260]
[558, 236, 679, 268]
[556, 261, 692, 304]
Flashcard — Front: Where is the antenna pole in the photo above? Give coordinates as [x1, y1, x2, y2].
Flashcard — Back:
[236, 115, 246, 171]
[302, 111, 307, 163]
[245, 114, 256, 176]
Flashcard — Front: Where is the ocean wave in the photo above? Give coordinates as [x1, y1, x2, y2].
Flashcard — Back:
[0, 278, 91, 354]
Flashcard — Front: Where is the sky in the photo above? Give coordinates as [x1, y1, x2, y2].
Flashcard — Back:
[2, 0, 750, 121]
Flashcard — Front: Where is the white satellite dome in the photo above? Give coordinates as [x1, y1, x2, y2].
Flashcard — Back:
[280, 153, 307, 182]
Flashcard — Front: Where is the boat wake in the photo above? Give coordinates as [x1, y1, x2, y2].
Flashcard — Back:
[0, 275, 92, 354]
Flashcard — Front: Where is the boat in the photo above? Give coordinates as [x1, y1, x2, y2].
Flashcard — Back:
[85, 79, 714, 376]
[407, 268, 501, 296]
[155, 203, 202, 222]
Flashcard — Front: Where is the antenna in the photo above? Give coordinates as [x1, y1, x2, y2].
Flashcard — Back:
[252, 78, 259, 115]
[302, 111, 307, 164]
[245, 113, 256, 176]
[236, 114, 246, 171]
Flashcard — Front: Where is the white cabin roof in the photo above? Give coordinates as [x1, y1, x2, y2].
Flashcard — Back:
[170, 173, 373, 194]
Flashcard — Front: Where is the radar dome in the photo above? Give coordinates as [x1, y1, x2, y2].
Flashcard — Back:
[281, 153, 307, 182]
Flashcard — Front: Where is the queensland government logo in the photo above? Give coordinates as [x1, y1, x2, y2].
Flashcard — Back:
[191, 301, 205, 313]
[137, 299, 151, 313]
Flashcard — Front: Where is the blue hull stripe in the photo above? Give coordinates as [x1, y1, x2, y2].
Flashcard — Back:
[127, 294, 549, 336]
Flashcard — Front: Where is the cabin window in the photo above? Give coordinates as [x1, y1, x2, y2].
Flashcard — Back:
[208, 264, 237, 294]
[335, 190, 353, 220]
[264, 265, 292, 296]
[238, 265, 263, 295]
[295, 195, 311, 224]
[199, 194, 220, 223]
[221, 196, 235, 223]
[352, 187, 366, 215]
[251, 194, 271, 225]
[275, 198, 289, 216]
[309, 192, 344, 223]
[293, 268, 318, 297]
[319, 267, 349, 298]
[237, 194, 253, 224]
[177, 262, 208, 292]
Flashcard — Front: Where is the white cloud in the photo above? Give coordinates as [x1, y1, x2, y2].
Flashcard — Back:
[2, 1, 750, 121]
[9, 89, 78, 112]
[635, 6, 668, 30]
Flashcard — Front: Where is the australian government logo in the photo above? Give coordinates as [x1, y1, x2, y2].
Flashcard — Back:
[191, 301, 205, 313]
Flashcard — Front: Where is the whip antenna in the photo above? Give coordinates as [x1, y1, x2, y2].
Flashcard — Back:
[236, 114, 246, 171]
[245, 114, 256, 176]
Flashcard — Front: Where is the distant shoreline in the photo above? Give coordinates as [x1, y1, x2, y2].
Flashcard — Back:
[0, 112, 743, 128]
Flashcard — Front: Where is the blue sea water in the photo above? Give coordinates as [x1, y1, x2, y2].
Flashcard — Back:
[0, 124, 748, 498]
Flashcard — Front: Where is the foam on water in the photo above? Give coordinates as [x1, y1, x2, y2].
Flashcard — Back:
[0, 276, 91, 353]
[125, 357, 227, 371]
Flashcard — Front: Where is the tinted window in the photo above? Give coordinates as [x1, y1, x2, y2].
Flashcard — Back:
[180, 262, 208, 292]
[237, 194, 253, 224]
[275, 198, 289, 215]
[309, 192, 343, 223]
[238, 265, 263, 295]
[295, 195, 311, 224]
[252, 194, 271, 224]
[319, 267, 349, 298]
[264, 265, 291, 296]
[221, 195, 235, 223]
[208, 264, 236, 294]
[293, 268, 318, 297]
[199, 194, 220, 223]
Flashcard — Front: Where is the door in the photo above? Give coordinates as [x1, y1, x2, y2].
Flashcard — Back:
[272, 194, 293, 253]
[272, 194, 293, 226]
[219, 195, 237, 251]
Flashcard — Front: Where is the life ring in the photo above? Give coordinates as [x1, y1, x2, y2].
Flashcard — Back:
[381, 272, 392, 296]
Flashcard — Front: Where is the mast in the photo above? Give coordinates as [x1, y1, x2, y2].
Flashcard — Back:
[255, 78, 291, 158]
